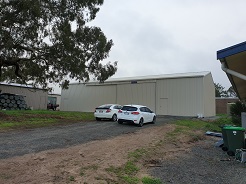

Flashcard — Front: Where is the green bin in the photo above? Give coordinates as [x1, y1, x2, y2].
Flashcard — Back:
[223, 126, 246, 156]
[220, 125, 235, 151]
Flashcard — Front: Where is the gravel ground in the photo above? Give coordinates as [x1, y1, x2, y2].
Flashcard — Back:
[150, 136, 246, 184]
[2, 115, 246, 183]
[0, 116, 183, 159]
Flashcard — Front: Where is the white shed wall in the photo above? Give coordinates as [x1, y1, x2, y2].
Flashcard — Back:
[203, 73, 216, 117]
[61, 83, 116, 112]
[156, 77, 204, 116]
[60, 72, 215, 117]
[116, 82, 156, 111]
[0, 85, 47, 109]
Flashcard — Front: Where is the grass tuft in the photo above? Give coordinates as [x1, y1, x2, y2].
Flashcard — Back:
[142, 176, 162, 184]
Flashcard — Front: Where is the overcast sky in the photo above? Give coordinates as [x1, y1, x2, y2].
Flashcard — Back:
[54, 0, 246, 93]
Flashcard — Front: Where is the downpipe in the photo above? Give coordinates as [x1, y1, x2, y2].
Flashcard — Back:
[221, 62, 246, 80]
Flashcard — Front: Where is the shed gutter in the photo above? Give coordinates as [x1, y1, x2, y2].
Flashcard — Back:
[221, 62, 246, 80]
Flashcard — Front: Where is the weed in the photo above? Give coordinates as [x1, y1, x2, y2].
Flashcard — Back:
[106, 161, 140, 183]
[69, 176, 75, 181]
[142, 176, 162, 184]
[124, 161, 139, 175]
[122, 176, 139, 184]
[128, 148, 147, 162]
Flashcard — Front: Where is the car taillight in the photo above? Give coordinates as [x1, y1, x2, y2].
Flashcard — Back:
[106, 109, 111, 113]
[118, 110, 122, 113]
[131, 112, 140, 115]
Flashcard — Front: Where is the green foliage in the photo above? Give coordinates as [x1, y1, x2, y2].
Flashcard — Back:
[214, 83, 228, 97]
[0, 0, 117, 90]
[214, 83, 237, 97]
[230, 101, 246, 126]
[142, 177, 162, 184]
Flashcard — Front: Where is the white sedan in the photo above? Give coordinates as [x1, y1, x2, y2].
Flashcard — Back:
[94, 104, 122, 121]
[117, 104, 156, 127]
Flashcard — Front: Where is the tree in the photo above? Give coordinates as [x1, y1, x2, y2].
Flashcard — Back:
[214, 83, 228, 97]
[0, 0, 117, 90]
[227, 86, 237, 97]
[230, 101, 246, 126]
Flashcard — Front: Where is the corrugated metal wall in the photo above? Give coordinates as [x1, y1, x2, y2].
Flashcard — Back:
[0, 85, 48, 109]
[203, 73, 216, 117]
[60, 73, 216, 117]
[156, 77, 204, 116]
[61, 83, 117, 112]
[116, 82, 156, 111]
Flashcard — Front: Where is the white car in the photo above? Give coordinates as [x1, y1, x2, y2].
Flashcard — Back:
[117, 104, 156, 127]
[94, 104, 122, 121]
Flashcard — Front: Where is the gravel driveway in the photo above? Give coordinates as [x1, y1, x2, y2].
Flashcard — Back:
[0, 116, 181, 159]
[1, 116, 246, 183]
[150, 136, 246, 184]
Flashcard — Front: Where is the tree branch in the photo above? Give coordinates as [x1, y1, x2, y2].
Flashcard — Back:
[0, 57, 23, 79]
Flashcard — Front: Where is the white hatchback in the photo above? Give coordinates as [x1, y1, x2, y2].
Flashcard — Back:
[117, 105, 156, 127]
[94, 104, 122, 121]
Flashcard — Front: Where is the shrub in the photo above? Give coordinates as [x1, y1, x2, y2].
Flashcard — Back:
[230, 101, 246, 126]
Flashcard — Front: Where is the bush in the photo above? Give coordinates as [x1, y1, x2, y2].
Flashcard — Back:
[230, 101, 246, 126]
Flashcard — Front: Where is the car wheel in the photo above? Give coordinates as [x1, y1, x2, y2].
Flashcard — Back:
[118, 120, 123, 124]
[96, 117, 101, 121]
[112, 114, 117, 122]
[138, 118, 144, 127]
[152, 116, 156, 124]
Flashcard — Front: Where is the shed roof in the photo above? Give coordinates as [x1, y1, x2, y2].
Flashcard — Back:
[104, 71, 210, 82]
[0, 82, 45, 90]
[71, 71, 211, 86]
[217, 41, 246, 101]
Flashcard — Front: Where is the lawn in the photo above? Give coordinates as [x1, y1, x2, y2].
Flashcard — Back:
[0, 110, 94, 130]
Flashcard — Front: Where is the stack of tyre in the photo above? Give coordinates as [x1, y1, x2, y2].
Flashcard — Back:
[0, 93, 27, 110]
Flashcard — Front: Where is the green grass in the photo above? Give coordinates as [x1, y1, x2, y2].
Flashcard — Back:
[128, 148, 148, 162]
[175, 115, 234, 132]
[69, 176, 75, 181]
[165, 115, 234, 144]
[106, 161, 140, 183]
[0, 110, 94, 130]
[142, 177, 162, 184]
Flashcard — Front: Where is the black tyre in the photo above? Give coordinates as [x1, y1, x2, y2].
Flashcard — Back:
[138, 118, 144, 127]
[118, 120, 123, 124]
[152, 116, 156, 124]
[96, 117, 101, 121]
[112, 114, 117, 122]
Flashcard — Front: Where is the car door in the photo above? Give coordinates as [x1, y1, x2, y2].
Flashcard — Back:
[145, 107, 154, 122]
[140, 107, 148, 123]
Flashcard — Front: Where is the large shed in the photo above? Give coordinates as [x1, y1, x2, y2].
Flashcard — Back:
[0, 83, 48, 110]
[61, 71, 215, 117]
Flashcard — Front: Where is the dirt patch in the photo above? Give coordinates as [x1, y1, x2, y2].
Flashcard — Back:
[0, 124, 207, 184]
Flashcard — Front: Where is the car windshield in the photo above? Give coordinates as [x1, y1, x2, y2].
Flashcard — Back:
[96, 105, 111, 109]
[121, 106, 138, 111]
